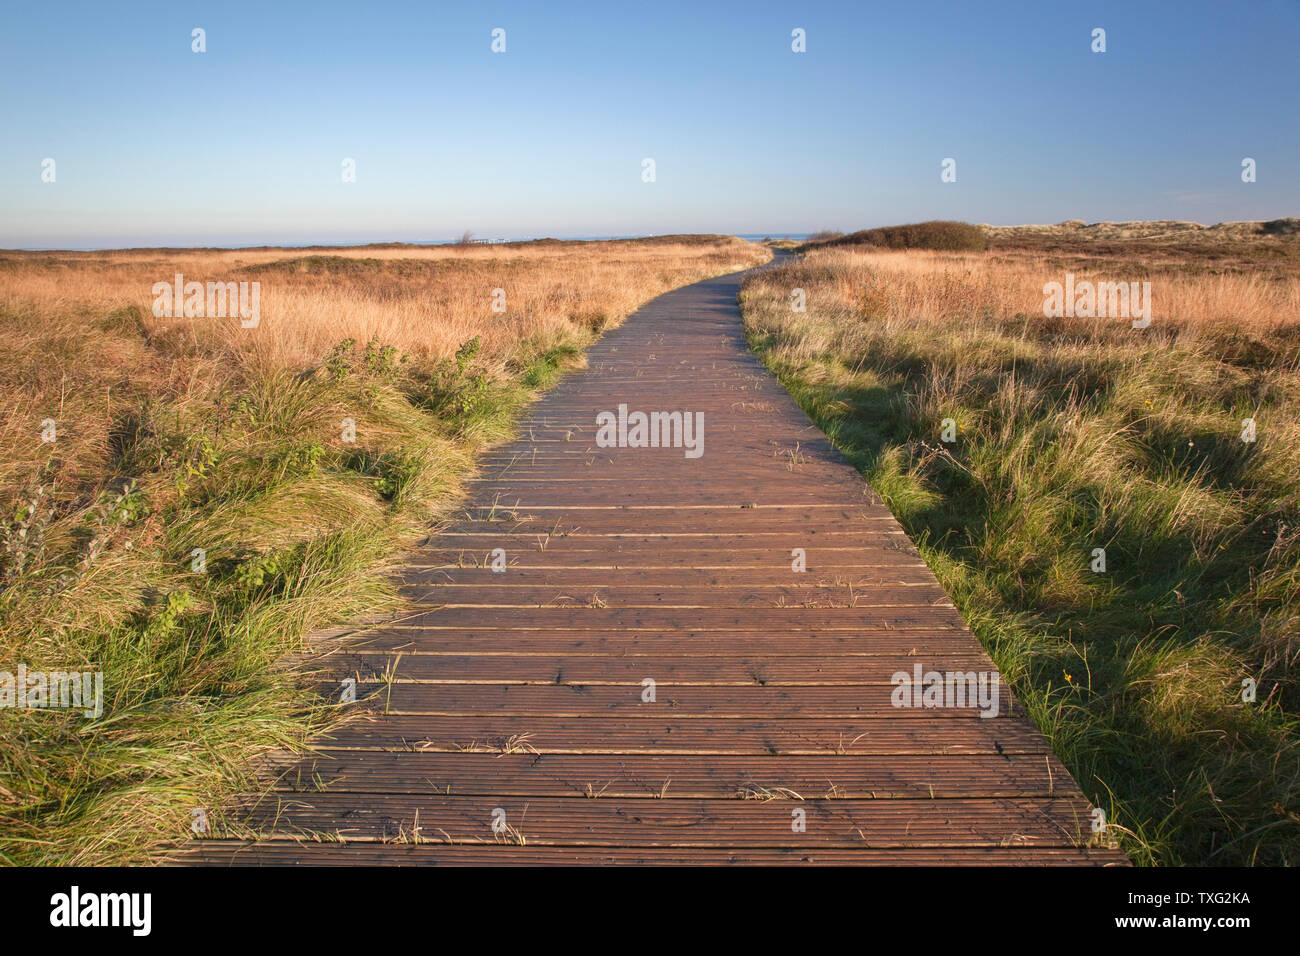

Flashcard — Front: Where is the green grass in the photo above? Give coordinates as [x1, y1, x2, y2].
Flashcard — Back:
[741, 262, 1300, 866]
[0, 321, 589, 865]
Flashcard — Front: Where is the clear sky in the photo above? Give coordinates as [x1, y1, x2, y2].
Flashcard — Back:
[2, 0, 1298, 249]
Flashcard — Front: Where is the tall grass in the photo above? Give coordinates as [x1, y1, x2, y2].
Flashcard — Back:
[741, 242, 1300, 866]
[0, 237, 768, 864]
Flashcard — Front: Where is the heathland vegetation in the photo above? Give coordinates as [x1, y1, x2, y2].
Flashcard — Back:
[0, 236, 768, 863]
[741, 221, 1300, 865]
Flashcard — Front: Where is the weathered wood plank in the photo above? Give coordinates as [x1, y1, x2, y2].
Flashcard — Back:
[259, 752, 1069, 799]
[179, 842, 1123, 866]
[340, 629, 986, 656]
[395, 584, 954, 608]
[225, 795, 1092, 847]
[314, 715, 1052, 755]
[320, 652, 997, 685]
[323, 683, 1020, 718]
[385, 607, 969, 629]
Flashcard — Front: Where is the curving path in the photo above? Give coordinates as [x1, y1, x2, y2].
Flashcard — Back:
[187, 256, 1129, 865]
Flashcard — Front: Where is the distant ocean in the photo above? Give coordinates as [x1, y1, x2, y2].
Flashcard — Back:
[14, 233, 812, 252]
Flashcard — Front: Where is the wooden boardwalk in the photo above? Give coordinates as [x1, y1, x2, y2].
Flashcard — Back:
[187, 260, 1128, 865]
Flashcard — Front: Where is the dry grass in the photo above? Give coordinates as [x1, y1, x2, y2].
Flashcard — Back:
[788, 245, 1300, 339]
[0, 237, 766, 507]
[10, 237, 750, 368]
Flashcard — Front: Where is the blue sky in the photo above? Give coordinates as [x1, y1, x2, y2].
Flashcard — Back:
[2, 0, 1298, 248]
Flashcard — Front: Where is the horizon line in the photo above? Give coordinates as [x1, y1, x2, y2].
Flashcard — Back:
[4, 216, 1297, 254]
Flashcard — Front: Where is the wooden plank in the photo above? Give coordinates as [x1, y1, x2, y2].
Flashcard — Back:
[437, 513, 897, 532]
[384, 607, 968, 629]
[326, 683, 1020, 718]
[341, 629, 987, 656]
[460, 482, 878, 502]
[397, 567, 938, 585]
[408, 549, 927, 570]
[320, 652, 997, 685]
[423, 533, 922, 553]
[259, 752, 1067, 799]
[177, 842, 1123, 866]
[394, 584, 954, 608]
[315, 715, 1052, 755]
[225, 794, 1092, 847]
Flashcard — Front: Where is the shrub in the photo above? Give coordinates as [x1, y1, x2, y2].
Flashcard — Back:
[806, 220, 988, 252]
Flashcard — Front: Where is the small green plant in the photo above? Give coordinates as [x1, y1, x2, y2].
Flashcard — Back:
[77, 480, 147, 571]
[343, 451, 421, 504]
[278, 441, 325, 478]
[171, 433, 220, 498]
[233, 551, 285, 590]
[521, 342, 581, 389]
[453, 336, 480, 371]
[325, 338, 357, 379]
[362, 338, 404, 378]
[0, 485, 52, 583]
[424, 337, 492, 428]
[141, 588, 198, 638]
[108, 482, 148, 524]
